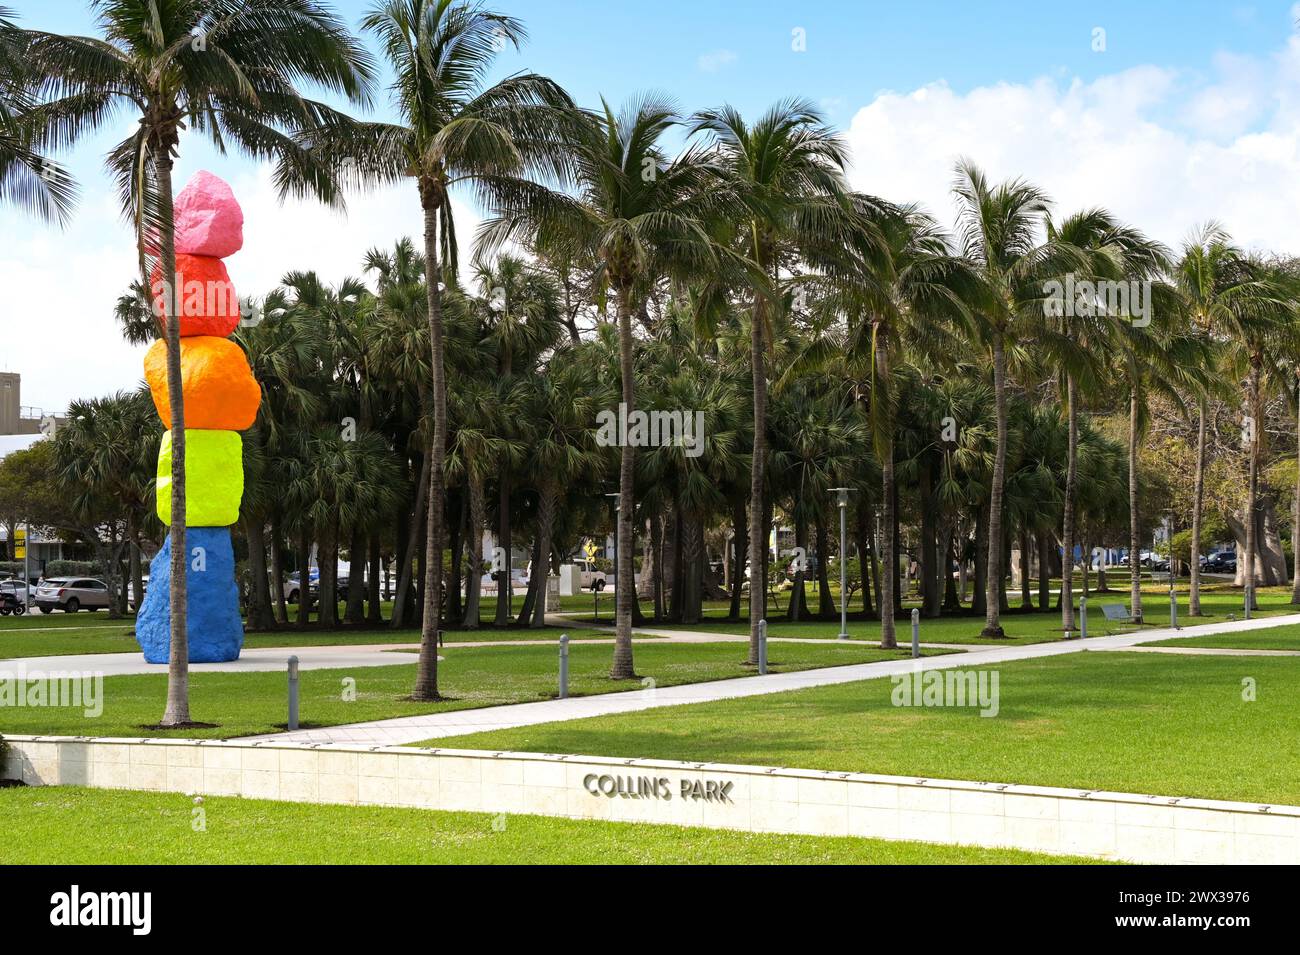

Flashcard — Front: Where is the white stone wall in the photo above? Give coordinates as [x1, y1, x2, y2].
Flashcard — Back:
[4, 735, 1297, 864]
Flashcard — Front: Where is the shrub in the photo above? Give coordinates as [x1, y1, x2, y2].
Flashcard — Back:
[44, 560, 104, 578]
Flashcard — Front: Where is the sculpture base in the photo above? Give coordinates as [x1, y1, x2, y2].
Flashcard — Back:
[136, 527, 244, 663]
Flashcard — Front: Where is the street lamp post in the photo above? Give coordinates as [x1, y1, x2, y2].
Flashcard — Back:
[829, 488, 853, 640]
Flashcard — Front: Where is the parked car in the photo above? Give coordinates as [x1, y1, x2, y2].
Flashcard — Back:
[1203, 552, 1237, 573]
[308, 572, 350, 602]
[572, 557, 608, 591]
[283, 570, 319, 603]
[34, 577, 111, 613]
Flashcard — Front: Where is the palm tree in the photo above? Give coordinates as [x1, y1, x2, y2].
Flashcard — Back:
[0, 6, 76, 222]
[804, 203, 977, 645]
[309, 0, 574, 697]
[690, 98, 854, 661]
[517, 355, 608, 627]
[950, 160, 1085, 637]
[1047, 210, 1178, 626]
[28, 0, 372, 725]
[1172, 226, 1298, 612]
[481, 93, 721, 678]
[473, 253, 564, 625]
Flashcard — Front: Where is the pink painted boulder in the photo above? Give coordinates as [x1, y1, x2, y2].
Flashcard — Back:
[173, 170, 244, 258]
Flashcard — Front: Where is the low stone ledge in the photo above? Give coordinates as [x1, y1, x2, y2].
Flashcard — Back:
[2, 734, 1296, 863]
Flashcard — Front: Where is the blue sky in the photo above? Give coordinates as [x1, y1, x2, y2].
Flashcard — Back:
[7, 1, 1300, 411]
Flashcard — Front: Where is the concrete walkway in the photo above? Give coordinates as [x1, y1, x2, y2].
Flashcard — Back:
[242, 611, 1300, 746]
[0, 643, 421, 676]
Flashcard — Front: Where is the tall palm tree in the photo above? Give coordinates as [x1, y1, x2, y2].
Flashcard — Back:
[517, 356, 608, 627]
[690, 98, 854, 661]
[950, 160, 1085, 637]
[473, 254, 563, 625]
[481, 93, 721, 678]
[1173, 226, 1297, 612]
[1047, 210, 1178, 626]
[310, 0, 574, 697]
[28, 0, 372, 725]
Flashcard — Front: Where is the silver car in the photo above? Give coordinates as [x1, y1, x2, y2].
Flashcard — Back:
[34, 577, 111, 613]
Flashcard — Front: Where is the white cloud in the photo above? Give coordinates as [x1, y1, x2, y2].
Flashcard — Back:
[843, 62, 1300, 256]
[697, 49, 738, 73]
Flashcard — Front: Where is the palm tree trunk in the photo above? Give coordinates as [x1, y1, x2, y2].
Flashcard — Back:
[815, 514, 835, 618]
[876, 329, 897, 648]
[1189, 397, 1207, 615]
[392, 446, 431, 628]
[787, 514, 808, 621]
[1061, 373, 1078, 631]
[1037, 531, 1051, 611]
[345, 522, 366, 624]
[463, 470, 485, 628]
[531, 483, 559, 628]
[495, 473, 513, 625]
[155, 147, 190, 725]
[1245, 364, 1261, 611]
[611, 286, 638, 678]
[244, 517, 276, 630]
[729, 502, 746, 620]
[270, 512, 288, 625]
[746, 290, 768, 662]
[319, 517, 338, 629]
[413, 194, 446, 700]
[1128, 377, 1144, 622]
[920, 457, 940, 618]
[982, 330, 1009, 637]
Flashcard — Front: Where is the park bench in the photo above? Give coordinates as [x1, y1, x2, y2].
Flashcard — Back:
[1099, 603, 1138, 635]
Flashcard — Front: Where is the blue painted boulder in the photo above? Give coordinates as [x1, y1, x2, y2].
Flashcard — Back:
[136, 527, 243, 663]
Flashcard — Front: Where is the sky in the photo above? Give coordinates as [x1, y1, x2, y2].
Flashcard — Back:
[5, 0, 1300, 414]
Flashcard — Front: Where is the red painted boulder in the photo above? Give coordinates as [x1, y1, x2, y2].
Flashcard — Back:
[151, 253, 241, 337]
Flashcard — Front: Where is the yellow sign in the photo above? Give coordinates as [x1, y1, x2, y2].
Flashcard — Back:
[583, 539, 598, 560]
[13, 527, 24, 559]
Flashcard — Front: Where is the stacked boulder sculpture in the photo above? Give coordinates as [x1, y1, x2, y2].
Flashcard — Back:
[136, 171, 258, 664]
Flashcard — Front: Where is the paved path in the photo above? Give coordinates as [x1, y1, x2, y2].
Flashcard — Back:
[0, 644, 422, 676]
[243, 611, 1300, 746]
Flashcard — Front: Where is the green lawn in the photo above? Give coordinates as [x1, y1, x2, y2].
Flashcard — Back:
[0, 622, 642, 660]
[1145, 622, 1300, 651]
[0, 640, 946, 739]
[435, 651, 1300, 806]
[0, 786, 1097, 864]
[560, 584, 1300, 646]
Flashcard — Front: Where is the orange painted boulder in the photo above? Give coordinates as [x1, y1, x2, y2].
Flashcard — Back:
[144, 336, 260, 431]
[150, 253, 241, 337]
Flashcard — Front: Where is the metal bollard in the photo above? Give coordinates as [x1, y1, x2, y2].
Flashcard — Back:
[558, 633, 570, 699]
[1079, 597, 1088, 639]
[287, 655, 300, 731]
[1169, 585, 1179, 629]
[911, 608, 920, 659]
[758, 619, 768, 675]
